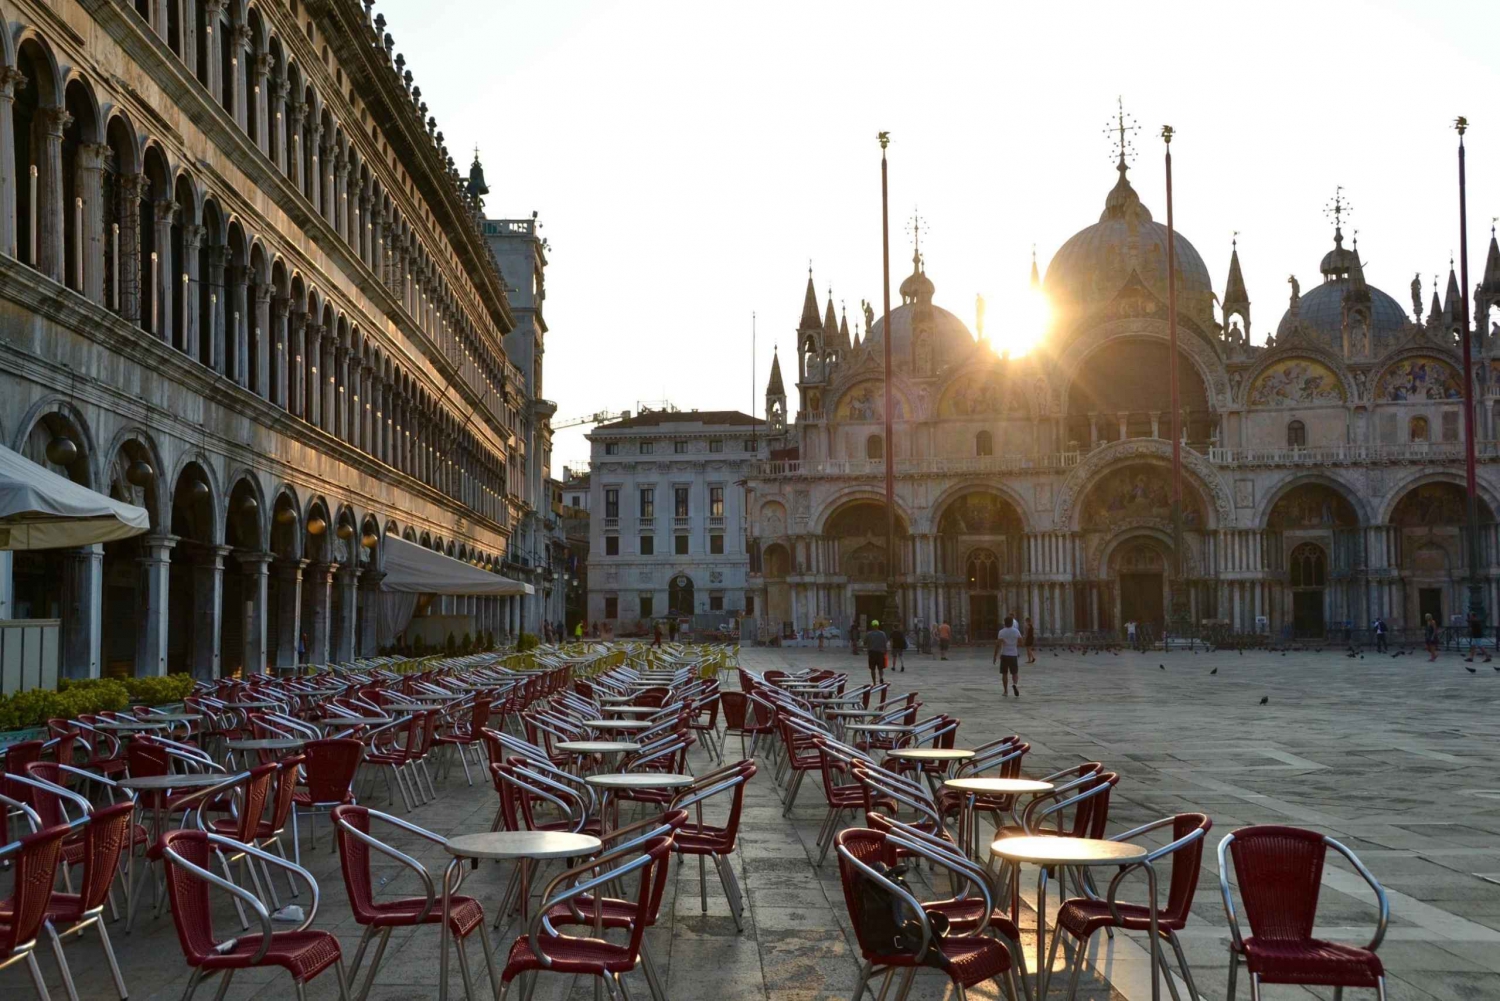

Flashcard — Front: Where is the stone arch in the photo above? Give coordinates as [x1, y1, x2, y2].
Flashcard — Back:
[269, 484, 302, 560]
[169, 455, 220, 545]
[927, 481, 1032, 535]
[12, 30, 63, 107]
[1378, 470, 1500, 526]
[1240, 349, 1352, 407]
[1055, 438, 1232, 531]
[15, 397, 98, 487]
[102, 425, 167, 528]
[224, 469, 268, 553]
[1061, 334, 1216, 446]
[1255, 473, 1370, 529]
[811, 487, 914, 537]
[1093, 526, 1198, 580]
[303, 494, 332, 563]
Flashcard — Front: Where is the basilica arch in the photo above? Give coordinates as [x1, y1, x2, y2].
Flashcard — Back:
[933, 489, 1025, 640]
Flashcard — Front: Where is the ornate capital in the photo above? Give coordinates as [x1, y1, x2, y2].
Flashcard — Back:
[40, 106, 73, 139]
[254, 53, 273, 78]
[181, 223, 206, 252]
[78, 142, 112, 171]
[0, 66, 27, 97]
[153, 199, 177, 225]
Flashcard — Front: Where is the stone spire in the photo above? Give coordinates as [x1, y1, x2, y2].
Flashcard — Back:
[1029, 246, 1040, 289]
[799, 270, 821, 331]
[823, 292, 838, 342]
[1484, 226, 1500, 290]
[1443, 261, 1461, 324]
[838, 304, 851, 351]
[1222, 235, 1250, 340]
[466, 147, 489, 200]
[765, 349, 785, 396]
[1428, 279, 1443, 327]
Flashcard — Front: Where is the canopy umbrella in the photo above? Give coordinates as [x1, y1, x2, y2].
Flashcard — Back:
[0, 444, 151, 550]
[379, 534, 533, 595]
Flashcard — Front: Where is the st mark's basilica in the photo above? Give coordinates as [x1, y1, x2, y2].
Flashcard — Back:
[744, 148, 1500, 642]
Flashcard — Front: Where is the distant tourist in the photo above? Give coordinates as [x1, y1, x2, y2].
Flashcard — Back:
[1467, 610, 1492, 664]
[1424, 614, 1439, 662]
[652, 621, 662, 648]
[994, 615, 1022, 697]
[864, 619, 888, 684]
[1024, 616, 1036, 664]
[1126, 619, 1138, 650]
[937, 619, 951, 660]
[850, 621, 862, 657]
[890, 623, 907, 672]
[1373, 617, 1388, 653]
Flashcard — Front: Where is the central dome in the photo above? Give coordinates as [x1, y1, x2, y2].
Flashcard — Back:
[1043, 164, 1215, 326]
[865, 252, 975, 370]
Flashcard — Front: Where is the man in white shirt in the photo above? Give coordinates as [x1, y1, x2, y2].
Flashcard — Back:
[993, 616, 1022, 698]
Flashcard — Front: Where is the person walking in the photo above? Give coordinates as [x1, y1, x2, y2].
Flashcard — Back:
[1424, 613, 1439, 661]
[993, 615, 1022, 697]
[1374, 617, 1388, 653]
[297, 631, 309, 665]
[864, 619, 888, 685]
[850, 621, 862, 657]
[1466, 610, 1492, 663]
[890, 623, 907, 671]
[1126, 619, 1137, 651]
[937, 619, 951, 660]
[1024, 616, 1036, 664]
[652, 621, 662, 648]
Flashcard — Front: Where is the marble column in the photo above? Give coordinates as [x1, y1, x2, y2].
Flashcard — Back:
[134, 536, 173, 676]
[305, 562, 336, 665]
[0, 68, 23, 258]
[203, 0, 226, 105]
[274, 559, 307, 667]
[153, 199, 174, 342]
[253, 282, 272, 399]
[290, 310, 307, 419]
[177, 224, 204, 361]
[334, 563, 358, 662]
[357, 570, 383, 657]
[336, 342, 350, 441]
[229, 263, 249, 387]
[192, 545, 230, 680]
[79, 143, 108, 303]
[116, 173, 142, 323]
[371, 375, 384, 462]
[206, 243, 227, 373]
[306, 321, 323, 427]
[321, 334, 337, 434]
[37, 107, 72, 283]
[237, 552, 272, 674]
[287, 102, 305, 192]
[230, 25, 251, 130]
[62, 544, 103, 679]
[253, 54, 272, 153]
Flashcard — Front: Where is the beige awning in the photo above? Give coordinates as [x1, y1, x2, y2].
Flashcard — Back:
[0, 445, 150, 550]
[379, 534, 533, 595]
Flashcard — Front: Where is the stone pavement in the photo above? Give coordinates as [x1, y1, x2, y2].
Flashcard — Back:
[22, 643, 1500, 1001]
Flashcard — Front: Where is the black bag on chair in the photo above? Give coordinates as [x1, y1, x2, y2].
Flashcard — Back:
[854, 860, 953, 972]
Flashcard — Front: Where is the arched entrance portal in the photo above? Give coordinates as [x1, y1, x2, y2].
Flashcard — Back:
[1112, 540, 1168, 633]
[668, 574, 695, 616]
[1288, 542, 1327, 637]
[763, 543, 791, 635]
[826, 500, 910, 630]
[935, 492, 1023, 641]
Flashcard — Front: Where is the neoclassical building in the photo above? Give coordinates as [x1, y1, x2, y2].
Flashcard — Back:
[745, 155, 1500, 641]
[0, 0, 539, 677]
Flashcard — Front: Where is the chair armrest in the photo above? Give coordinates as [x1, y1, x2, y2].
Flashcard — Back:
[1325, 836, 1389, 952]
[334, 814, 437, 921]
[164, 839, 276, 965]
[837, 843, 935, 962]
[1216, 833, 1246, 953]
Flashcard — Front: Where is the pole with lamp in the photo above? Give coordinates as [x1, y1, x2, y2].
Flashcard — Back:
[1162, 124, 1192, 644]
[878, 132, 901, 638]
[1455, 117, 1486, 635]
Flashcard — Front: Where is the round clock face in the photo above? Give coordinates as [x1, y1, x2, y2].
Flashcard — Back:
[675, 576, 688, 586]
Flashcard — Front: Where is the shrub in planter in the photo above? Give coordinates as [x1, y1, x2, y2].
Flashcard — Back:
[515, 632, 540, 653]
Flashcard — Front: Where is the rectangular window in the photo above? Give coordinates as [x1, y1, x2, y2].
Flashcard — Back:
[639, 534, 654, 556]
[745, 594, 755, 615]
[639, 594, 653, 619]
[639, 487, 654, 518]
[709, 593, 724, 611]
[1378, 413, 1397, 444]
[674, 440, 688, 454]
[604, 489, 619, 518]
[605, 442, 619, 455]
[674, 487, 689, 518]
[604, 596, 618, 618]
[709, 439, 723, 453]
[604, 536, 620, 556]
[710, 534, 724, 555]
[710, 486, 724, 517]
[1442, 410, 1460, 442]
[743, 439, 756, 451]
[675, 535, 689, 555]
[640, 441, 654, 454]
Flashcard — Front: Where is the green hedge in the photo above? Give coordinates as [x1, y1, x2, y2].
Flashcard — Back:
[0, 674, 197, 732]
[515, 632, 540, 653]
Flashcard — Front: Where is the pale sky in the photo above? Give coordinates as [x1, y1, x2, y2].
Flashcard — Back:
[380, 0, 1500, 472]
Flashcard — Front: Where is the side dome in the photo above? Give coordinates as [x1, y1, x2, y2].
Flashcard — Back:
[865, 252, 976, 373]
[1042, 163, 1216, 327]
[1277, 230, 1412, 348]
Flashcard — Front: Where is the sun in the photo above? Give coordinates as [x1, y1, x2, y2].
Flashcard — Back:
[991, 285, 1052, 358]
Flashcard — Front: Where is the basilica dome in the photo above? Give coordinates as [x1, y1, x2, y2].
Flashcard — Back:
[1276, 230, 1411, 347]
[864, 252, 976, 370]
[1043, 163, 1216, 326]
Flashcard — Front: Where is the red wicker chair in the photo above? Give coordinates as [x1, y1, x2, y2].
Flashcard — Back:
[291, 738, 363, 862]
[669, 761, 756, 929]
[0, 823, 74, 1001]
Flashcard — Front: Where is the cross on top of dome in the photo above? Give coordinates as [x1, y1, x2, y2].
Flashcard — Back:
[1104, 97, 1139, 170]
[1325, 186, 1352, 242]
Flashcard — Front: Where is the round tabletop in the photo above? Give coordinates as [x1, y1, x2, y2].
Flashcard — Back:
[602, 706, 657, 715]
[385, 703, 443, 712]
[226, 738, 306, 751]
[412, 692, 467, 700]
[886, 748, 976, 762]
[584, 719, 651, 730]
[943, 777, 1054, 796]
[826, 709, 882, 718]
[94, 721, 163, 730]
[446, 830, 602, 861]
[120, 773, 232, 790]
[585, 772, 694, 790]
[227, 701, 281, 709]
[990, 836, 1149, 865]
[555, 741, 641, 755]
[144, 712, 202, 722]
[844, 723, 916, 733]
[597, 695, 632, 703]
[321, 716, 389, 727]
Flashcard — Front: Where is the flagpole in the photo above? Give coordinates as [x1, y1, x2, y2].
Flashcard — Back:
[1456, 117, 1484, 625]
[1163, 124, 1189, 645]
[879, 132, 898, 632]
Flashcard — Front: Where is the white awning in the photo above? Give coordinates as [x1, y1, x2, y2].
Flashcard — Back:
[379, 534, 533, 595]
[0, 445, 151, 551]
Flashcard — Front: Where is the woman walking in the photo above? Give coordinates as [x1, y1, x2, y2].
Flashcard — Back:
[890, 623, 907, 672]
[1024, 616, 1036, 664]
[1425, 613, 1440, 662]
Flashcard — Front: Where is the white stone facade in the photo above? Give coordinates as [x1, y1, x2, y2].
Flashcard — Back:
[585, 411, 759, 630]
[745, 166, 1500, 643]
[0, 0, 535, 677]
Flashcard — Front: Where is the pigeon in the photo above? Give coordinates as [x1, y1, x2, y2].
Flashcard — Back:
[1159, 664, 1166, 670]
[1493, 665, 1499, 672]
[1259, 696, 1269, 705]
[1237, 649, 1243, 656]
[1210, 668, 1218, 675]
[1466, 666, 1477, 674]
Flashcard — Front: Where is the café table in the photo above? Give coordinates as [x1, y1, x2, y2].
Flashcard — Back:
[600, 705, 657, 716]
[224, 737, 306, 768]
[582, 719, 651, 732]
[439, 831, 601, 1001]
[584, 772, 693, 832]
[554, 741, 640, 773]
[941, 777, 1053, 858]
[990, 835, 1157, 1001]
[119, 772, 246, 932]
[884, 747, 976, 793]
[319, 715, 390, 730]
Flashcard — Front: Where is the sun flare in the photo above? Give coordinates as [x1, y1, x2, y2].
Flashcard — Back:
[992, 285, 1052, 358]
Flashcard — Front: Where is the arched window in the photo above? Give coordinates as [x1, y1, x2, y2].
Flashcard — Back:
[965, 549, 1000, 590]
[1409, 415, 1429, 443]
[1289, 542, 1326, 588]
[866, 434, 883, 460]
[976, 430, 993, 457]
[1286, 420, 1306, 448]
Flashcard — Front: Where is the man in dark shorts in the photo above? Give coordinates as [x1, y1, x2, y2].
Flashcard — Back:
[993, 615, 1021, 697]
[864, 619, 888, 684]
[937, 619, 951, 660]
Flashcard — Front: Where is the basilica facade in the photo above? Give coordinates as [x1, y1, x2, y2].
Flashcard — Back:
[0, 0, 539, 678]
[745, 157, 1500, 642]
